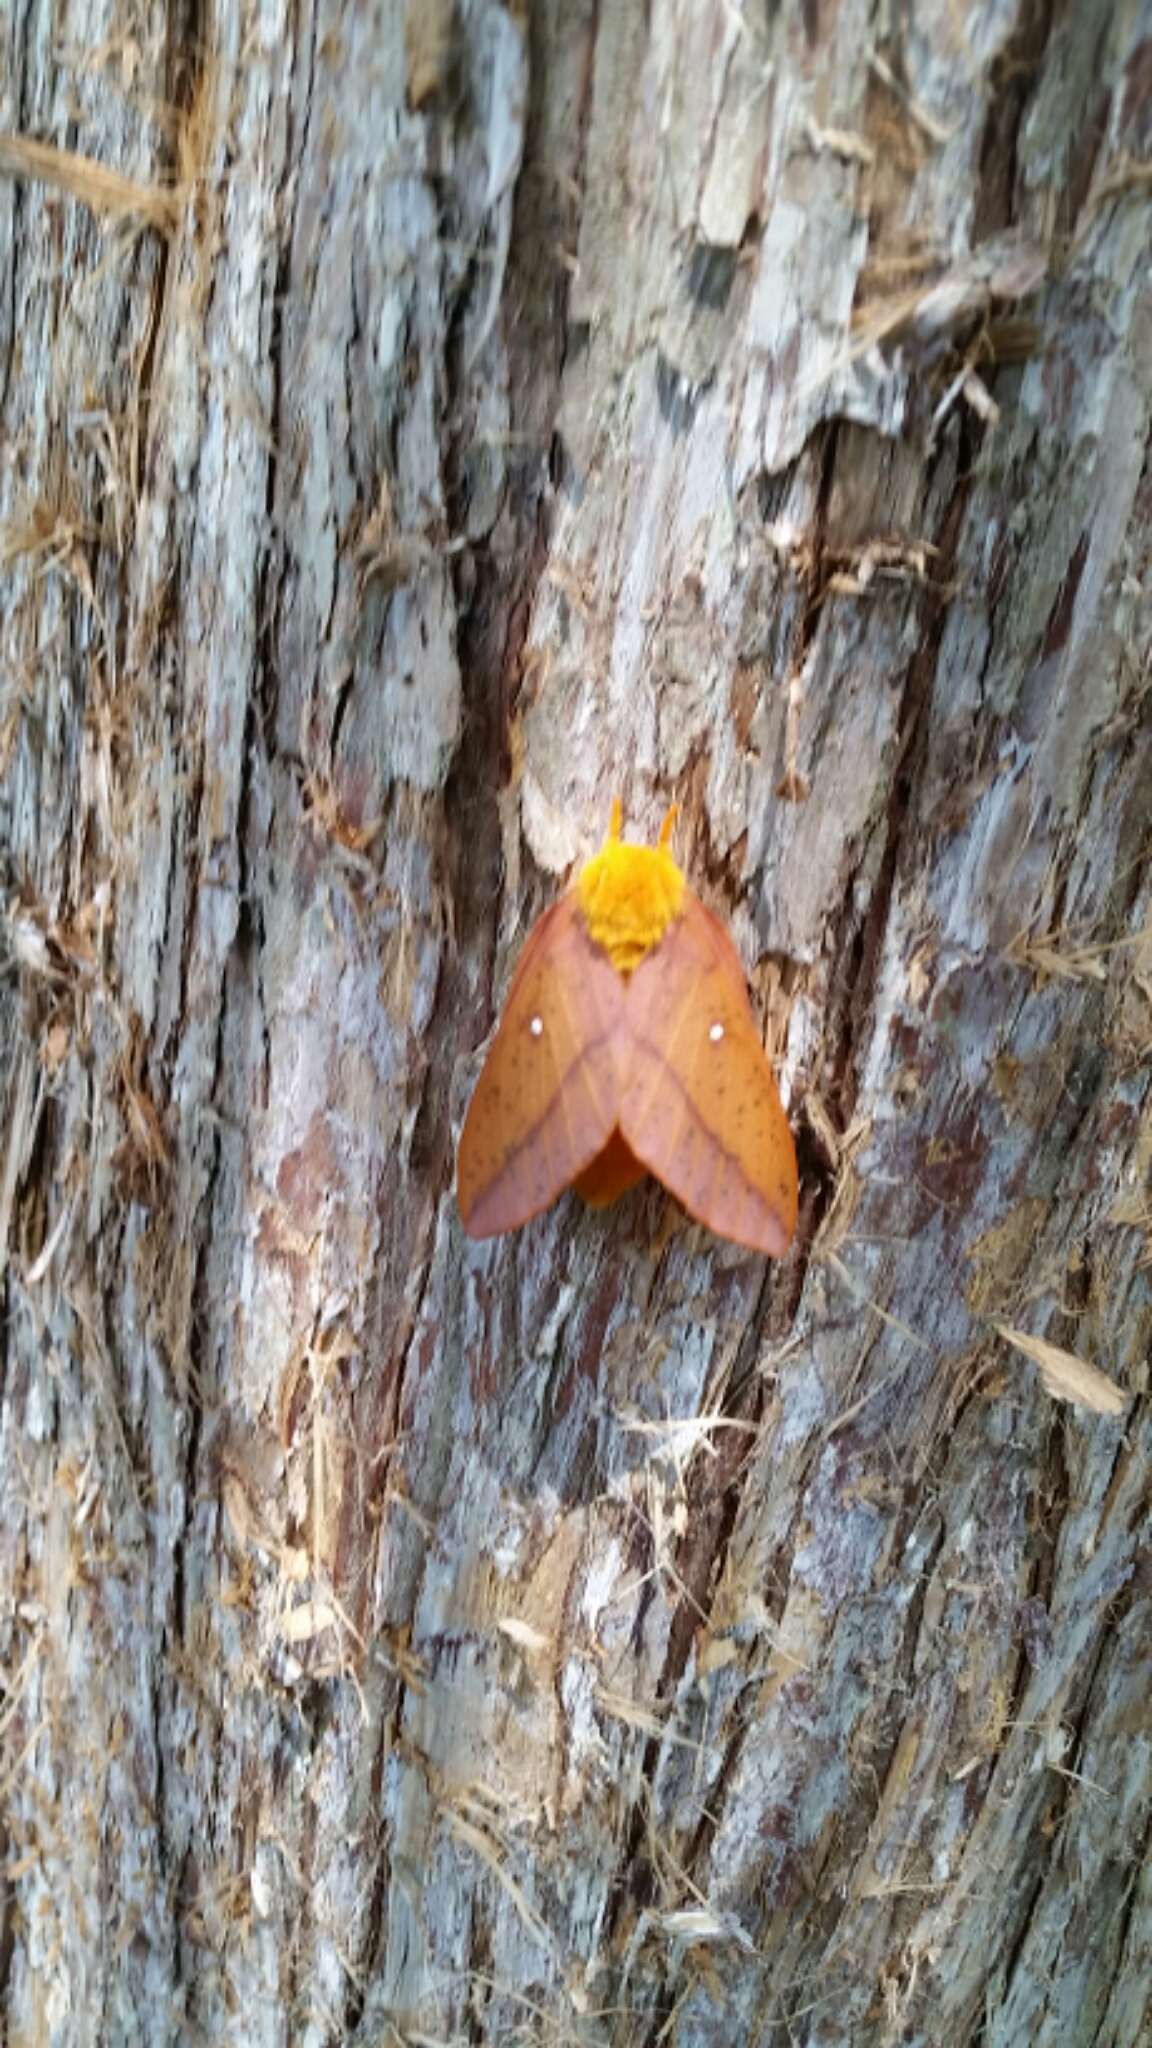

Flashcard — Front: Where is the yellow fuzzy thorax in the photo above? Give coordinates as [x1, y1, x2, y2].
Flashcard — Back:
[576, 800, 685, 975]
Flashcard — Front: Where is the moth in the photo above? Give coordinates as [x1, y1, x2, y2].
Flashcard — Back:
[457, 804, 798, 1256]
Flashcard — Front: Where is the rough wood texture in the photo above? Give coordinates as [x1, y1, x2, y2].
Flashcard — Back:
[1, 3, 1150, 2043]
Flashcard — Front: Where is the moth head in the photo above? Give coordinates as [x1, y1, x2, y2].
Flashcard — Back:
[576, 799, 685, 975]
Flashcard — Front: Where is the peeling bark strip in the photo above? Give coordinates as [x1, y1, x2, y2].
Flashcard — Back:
[1, 2, 1150, 2044]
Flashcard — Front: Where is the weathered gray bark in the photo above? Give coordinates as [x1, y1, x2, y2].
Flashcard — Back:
[1, 2, 1150, 2043]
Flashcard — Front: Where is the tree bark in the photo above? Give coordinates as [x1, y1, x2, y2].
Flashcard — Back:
[1, 3, 1150, 2044]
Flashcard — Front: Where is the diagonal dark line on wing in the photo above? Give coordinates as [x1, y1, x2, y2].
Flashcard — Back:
[622, 1021, 754, 1178]
[464, 1022, 621, 1236]
[619, 1020, 791, 1251]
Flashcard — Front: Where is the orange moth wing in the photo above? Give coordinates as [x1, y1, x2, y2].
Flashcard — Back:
[570, 1127, 647, 1208]
[620, 893, 798, 1257]
[457, 897, 625, 1237]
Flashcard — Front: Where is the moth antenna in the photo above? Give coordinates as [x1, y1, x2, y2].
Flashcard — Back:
[658, 803, 678, 848]
[608, 795, 623, 840]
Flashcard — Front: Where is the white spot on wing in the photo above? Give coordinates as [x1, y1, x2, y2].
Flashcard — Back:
[530, 1016, 544, 1037]
[709, 1022, 725, 1043]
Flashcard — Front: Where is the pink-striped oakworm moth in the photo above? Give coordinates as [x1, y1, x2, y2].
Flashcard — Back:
[457, 803, 798, 1256]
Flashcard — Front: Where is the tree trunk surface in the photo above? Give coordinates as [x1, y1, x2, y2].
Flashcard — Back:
[1, 2, 1150, 2043]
